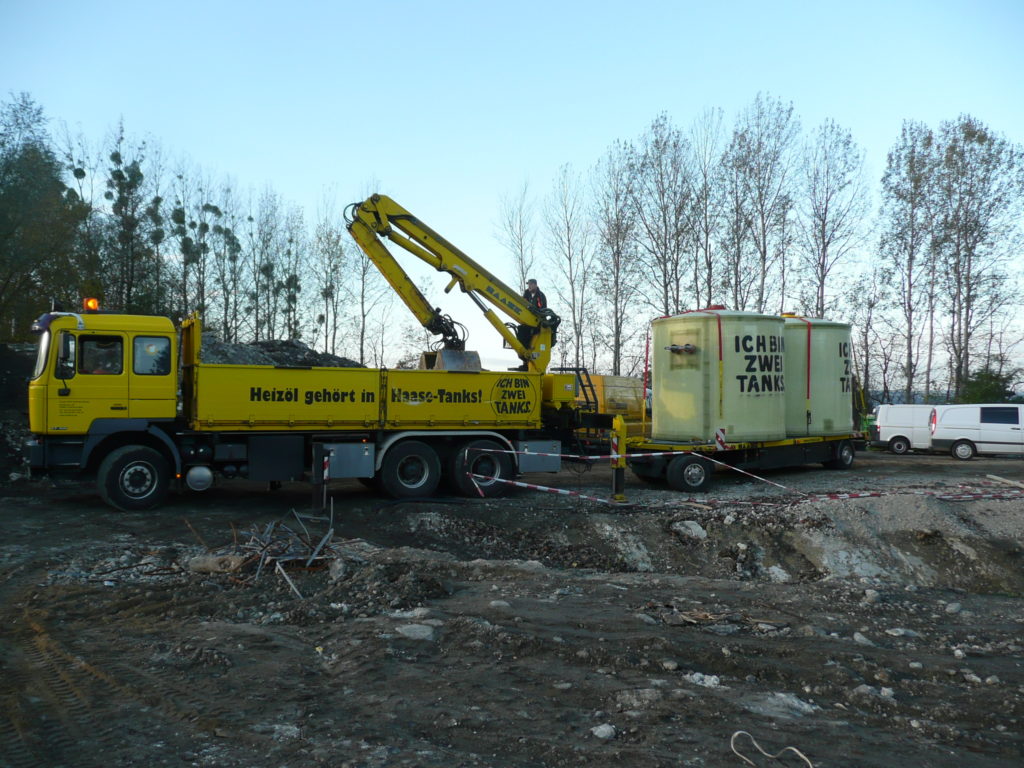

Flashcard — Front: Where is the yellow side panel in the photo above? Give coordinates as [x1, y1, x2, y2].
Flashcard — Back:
[191, 365, 383, 430]
[384, 370, 541, 428]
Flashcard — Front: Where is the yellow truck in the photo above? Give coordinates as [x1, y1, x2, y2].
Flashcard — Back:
[25, 195, 581, 510]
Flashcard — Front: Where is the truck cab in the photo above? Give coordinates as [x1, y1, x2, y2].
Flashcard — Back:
[26, 306, 179, 498]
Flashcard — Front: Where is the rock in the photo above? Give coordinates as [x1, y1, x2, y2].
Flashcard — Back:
[853, 632, 875, 647]
[661, 659, 679, 671]
[683, 672, 720, 688]
[188, 554, 247, 573]
[489, 600, 512, 610]
[766, 565, 791, 583]
[636, 613, 658, 625]
[885, 628, 920, 638]
[614, 688, 662, 710]
[985, 675, 1001, 685]
[742, 692, 820, 719]
[945, 602, 962, 615]
[862, 589, 880, 604]
[590, 723, 616, 740]
[672, 520, 707, 541]
[395, 624, 435, 641]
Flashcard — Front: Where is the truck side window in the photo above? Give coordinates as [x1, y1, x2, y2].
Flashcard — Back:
[79, 336, 123, 375]
[134, 336, 171, 375]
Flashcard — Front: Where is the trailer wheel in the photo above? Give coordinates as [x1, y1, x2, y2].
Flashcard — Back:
[379, 440, 441, 498]
[824, 439, 855, 470]
[888, 436, 910, 455]
[98, 445, 170, 511]
[665, 454, 713, 492]
[449, 439, 512, 497]
[951, 440, 975, 461]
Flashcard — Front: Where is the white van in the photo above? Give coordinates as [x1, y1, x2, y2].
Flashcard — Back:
[870, 404, 937, 454]
[930, 404, 1024, 460]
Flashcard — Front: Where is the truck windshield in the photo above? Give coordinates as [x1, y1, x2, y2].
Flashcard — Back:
[31, 331, 51, 380]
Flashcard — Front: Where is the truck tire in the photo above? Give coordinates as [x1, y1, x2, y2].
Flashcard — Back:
[449, 439, 512, 497]
[888, 436, 911, 455]
[665, 454, 713, 492]
[823, 439, 855, 470]
[379, 440, 441, 498]
[951, 440, 975, 461]
[98, 445, 170, 511]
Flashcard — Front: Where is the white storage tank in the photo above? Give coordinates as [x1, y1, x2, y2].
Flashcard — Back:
[781, 314, 853, 436]
[651, 308, 786, 443]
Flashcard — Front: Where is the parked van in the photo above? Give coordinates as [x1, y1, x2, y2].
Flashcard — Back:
[870, 404, 937, 454]
[930, 404, 1024, 459]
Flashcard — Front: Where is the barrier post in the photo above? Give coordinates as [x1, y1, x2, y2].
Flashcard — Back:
[611, 415, 628, 503]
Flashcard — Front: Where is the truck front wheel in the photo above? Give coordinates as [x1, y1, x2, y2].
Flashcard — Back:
[380, 440, 441, 498]
[665, 454, 713, 492]
[98, 445, 171, 511]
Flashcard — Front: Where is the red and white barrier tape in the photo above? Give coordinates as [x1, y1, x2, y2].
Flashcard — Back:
[473, 447, 797, 493]
[469, 474, 623, 505]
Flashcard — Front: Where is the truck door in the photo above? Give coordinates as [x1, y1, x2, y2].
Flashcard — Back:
[46, 332, 130, 434]
[979, 406, 1024, 455]
[129, 334, 176, 418]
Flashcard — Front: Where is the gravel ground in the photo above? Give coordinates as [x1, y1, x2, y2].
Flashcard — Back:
[1, 449, 1022, 767]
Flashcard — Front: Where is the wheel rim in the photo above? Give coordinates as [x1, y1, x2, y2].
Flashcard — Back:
[119, 461, 157, 499]
[682, 462, 706, 486]
[954, 443, 972, 459]
[396, 455, 429, 489]
[841, 444, 854, 464]
[469, 454, 498, 486]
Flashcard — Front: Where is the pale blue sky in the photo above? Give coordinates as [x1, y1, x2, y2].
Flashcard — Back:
[3, 0, 1023, 343]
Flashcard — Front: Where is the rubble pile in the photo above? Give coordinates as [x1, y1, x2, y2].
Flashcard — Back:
[201, 334, 362, 368]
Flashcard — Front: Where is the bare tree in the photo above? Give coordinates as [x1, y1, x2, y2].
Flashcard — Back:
[545, 164, 594, 371]
[591, 140, 641, 374]
[496, 181, 535, 289]
[797, 119, 870, 317]
[629, 113, 691, 315]
[932, 115, 1023, 397]
[731, 94, 800, 313]
[685, 108, 725, 307]
[879, 120, 937, 401]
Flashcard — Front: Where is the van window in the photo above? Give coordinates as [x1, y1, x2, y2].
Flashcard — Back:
[134, 336, 171, 375]
[980, 406, 1020, 425]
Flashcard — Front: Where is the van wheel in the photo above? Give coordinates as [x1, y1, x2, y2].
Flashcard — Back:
[98, 445, 170, 511]
[888, 436, 910, 455]
[449, 439, 512, 498]
[824, 439, 855, 470]
[951, 440, 975, 461]
[379, 440, 440, 498]
[665, 454, 713, 492]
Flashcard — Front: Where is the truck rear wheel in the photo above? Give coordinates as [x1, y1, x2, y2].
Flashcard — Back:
[449, 439, 512, 497]
[98, 445, 170, 511]
[665, 454, 713, 492]
[379, 440, 441, 498]
[824, 439, 855, 470]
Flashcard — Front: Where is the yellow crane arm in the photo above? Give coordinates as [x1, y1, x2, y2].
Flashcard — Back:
[345, 194, 559, 372]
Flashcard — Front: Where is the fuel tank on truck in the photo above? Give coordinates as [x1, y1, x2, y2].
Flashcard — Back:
[782, 315, 854, 436]
[651, 308, 786, 443]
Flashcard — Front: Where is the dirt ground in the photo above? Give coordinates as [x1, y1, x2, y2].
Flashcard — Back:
[1, 449, 1023, 767]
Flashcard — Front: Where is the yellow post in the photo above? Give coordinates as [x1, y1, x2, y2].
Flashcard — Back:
[611, 415, 628, 503]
